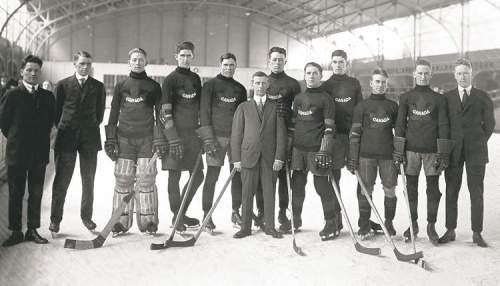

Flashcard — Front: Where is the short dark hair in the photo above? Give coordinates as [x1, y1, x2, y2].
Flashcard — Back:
[21, 55, 43, 69]
[220, 52, 236, 63]
[268, 47, 286, 58]
[252, 71, 268, 79]
[415, 59, 431, 68]
[128, 48, 147, 58]
[331, 49, 347, 60]
[304, 62, 322, 74]
[176, 41, 195, 54]
[73, 50, 92, 62]
[455, 58, 472, 69]
[372, 68, 388, 78]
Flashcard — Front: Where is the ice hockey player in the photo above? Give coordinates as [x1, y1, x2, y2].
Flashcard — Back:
[290, 62, 338, 241]
[104, 48, 165, 235]
[394, 59, 451, 245]
[347, 68, 399, 240]
[159, 41, 204, 231]
[198, 52, 247, 231]
[320, 49, 381, 234]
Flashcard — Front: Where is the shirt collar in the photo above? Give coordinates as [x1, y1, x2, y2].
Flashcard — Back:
[255, 94, 267, 104]
[460, 85, 472, 94]
[75, 73, 89, 81]
[23, 81, 39, 93]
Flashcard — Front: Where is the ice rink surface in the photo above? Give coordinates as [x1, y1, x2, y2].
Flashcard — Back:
[0, 127, 499, 286]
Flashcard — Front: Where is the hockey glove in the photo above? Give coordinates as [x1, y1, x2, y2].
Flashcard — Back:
[152, 125, 168, 158]
[347, 127, 361, 175]
[392, 136, 407, 167]
[104, 125, 119, 161]
[168, 139, 184, 161]
[196, 126, 219, 156]
[434, 139, 454, 173]
[314, 131, 334, 169]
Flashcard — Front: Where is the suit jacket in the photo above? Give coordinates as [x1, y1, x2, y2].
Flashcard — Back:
[0, 85, 55, 167]
[444, 87, 495, 166]
[231, 98, 286, 168]
[54, 75, 106, 152]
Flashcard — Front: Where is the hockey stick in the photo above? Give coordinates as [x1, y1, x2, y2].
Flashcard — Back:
[160, 168, 238, 248]
[150, 151, 203, 250]
[355, 171, 423, 262]
[399, 165, 431, 270]
[64, 152, 159, 250]
[329, 172, 381, 256]
[284, 165, 306, 256]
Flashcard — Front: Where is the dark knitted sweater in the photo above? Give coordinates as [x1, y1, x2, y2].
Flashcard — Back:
[395, 85, 450, 153]
[200, 74, 247, 137]
[320, 74, 363, 134]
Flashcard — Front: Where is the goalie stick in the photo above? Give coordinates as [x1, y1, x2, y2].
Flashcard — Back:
[150, 152, 203, 250]
[355, 171, 424, 262]
[329, 172, 381, 256]
[150, 168, 236, 249]
[284, 165, 306, 256]
[64, 152, 159, 250]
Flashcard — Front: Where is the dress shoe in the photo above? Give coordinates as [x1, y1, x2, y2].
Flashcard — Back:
[233, 229, 251, 239]
[438, 229, 456, 244]
[49, 222, 60, 233]
[24, 229, 48, 244]
[2, 231, 24, 247]
[427, 223, 439, 246]
[472, 232, 488, 248]
[82, 219, 97, 231]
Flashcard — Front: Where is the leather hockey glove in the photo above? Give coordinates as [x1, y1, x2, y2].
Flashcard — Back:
[434, 139, 454, 173]
[152, 125, 168, 158]
[196, 126, 219, 156]
[314, 131, 334, 169]
[104, 125, 119, 161]
[392, 136, 407, 167]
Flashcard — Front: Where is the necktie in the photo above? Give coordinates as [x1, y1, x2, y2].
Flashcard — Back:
[79, 78, 85, 88]
[257, 98, 263, 114]
[462, 89, 468, 105]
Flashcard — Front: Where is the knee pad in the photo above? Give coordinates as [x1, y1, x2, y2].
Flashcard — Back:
[113, 159, 136, 232]
[135, 158, 159, 232]
[383, 186, 396, 198]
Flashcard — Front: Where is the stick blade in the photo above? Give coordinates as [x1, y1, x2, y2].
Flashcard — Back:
[64, 238, 96, 250]
[393, 248, 424, 262]
[293, 240, 306, 256]
[150, 242, 168, 250]
[354, 242, 381, 256]
[165, 237, 196, 248]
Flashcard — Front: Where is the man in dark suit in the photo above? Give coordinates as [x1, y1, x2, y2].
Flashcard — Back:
[231, 71, 286, 239]
[49, 51, 106, 234]
[440, 58, 496, 247]
[1, 55, 55, 247]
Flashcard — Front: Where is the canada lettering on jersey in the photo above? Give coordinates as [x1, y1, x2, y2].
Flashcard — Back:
[125, 96, 144, 103]
[219, 96, 237, 103]
[181, 92, 197, 99]
[268, 93, 284, 100]
[335, 96, 352, 103]
[372, 116, 390, 123]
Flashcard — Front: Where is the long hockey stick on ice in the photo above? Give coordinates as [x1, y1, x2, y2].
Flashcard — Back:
[64, 152, 159, 250]
[284, 165, 306, 256]
[355, 171, 423, 262]
[329, 172, 381, 256]
[150, 151, 203, 250]
[399, 165, 431, 270]
[155, 168, 237, 249]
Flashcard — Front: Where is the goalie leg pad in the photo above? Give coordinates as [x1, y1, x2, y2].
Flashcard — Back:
[113, 159, 136, 232]
[135, 157, 159, 232]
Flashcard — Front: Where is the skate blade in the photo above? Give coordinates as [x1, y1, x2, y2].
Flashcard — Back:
[320, 234, 338, 241]
[358, 232, 374, 241]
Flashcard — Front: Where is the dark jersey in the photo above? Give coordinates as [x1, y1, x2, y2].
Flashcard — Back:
[161, 67, 202, 133]
[200, 74, 247, 138]
[267, 71, 301, 127]
[108, 71, 161, 138]
[352, 94, 398, 160]
[395, 85, 450, 153]
[292, 87, 335, 152]
[320, 74, 363, 134]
